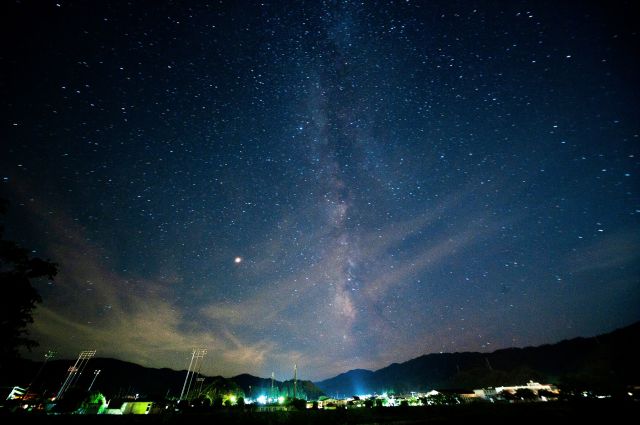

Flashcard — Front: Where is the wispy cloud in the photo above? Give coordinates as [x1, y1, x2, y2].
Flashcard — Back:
[567, 229, 640, 274]
[15, 195, 276, 377]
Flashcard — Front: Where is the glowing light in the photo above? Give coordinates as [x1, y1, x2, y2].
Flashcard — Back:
[278, 396, 285, 404]
[234, 256, 242, 264]
[257, 395, 267, 404]
[229, 395, 237, 404]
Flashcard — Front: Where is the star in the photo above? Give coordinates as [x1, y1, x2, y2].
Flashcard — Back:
[2, 0, 637, 383]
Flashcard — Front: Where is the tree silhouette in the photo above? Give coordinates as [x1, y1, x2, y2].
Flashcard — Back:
[514, 388, 537, 401]
[0, 199, 57, 368]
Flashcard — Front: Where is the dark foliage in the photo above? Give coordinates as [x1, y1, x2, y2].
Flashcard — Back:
[232, 373, 325, 400]
[288, 398, 307, 410]
[0, 199, 58, 369]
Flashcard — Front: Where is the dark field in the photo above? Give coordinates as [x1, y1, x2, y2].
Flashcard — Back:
[2, 400, 638, 425]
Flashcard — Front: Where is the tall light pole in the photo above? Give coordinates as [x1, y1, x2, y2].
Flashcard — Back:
[88, 369, 101, 392]
[56, 350, 96, 399]
[179, 348, 207, 401]
[271, 372, 275, 401]
[293, 364, 297, 400]
[25, 350, 55, 397]
[196, 377, 205, 396]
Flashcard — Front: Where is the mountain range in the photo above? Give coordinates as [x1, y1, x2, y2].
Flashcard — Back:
[315, 321, 640, 396]
[1, 357, 324, 401]
[2, 321, 638, 400]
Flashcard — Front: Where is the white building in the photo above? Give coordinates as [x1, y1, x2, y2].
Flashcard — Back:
[474, 381, 558, 399]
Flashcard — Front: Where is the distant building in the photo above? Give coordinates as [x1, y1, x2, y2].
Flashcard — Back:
[317, 397, 348, 409]
[457, 389, 478, 401]
[103, 399, 126, 415]
[495, 381, 558, 395]
[473, 387, 497, 398]
[474, 381, 559, 400]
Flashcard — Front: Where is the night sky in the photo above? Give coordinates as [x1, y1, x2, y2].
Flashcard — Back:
[1, 0, 639, 382]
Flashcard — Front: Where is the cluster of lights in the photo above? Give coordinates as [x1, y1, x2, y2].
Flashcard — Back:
[253, 395, 285, 405]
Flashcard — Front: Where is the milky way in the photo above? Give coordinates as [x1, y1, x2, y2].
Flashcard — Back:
[1, 1, 638, 381]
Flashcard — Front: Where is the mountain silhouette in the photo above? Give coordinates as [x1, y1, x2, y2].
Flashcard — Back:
[315, 321, 640, 396]
[1, 357, 324, 400]
[3, 322, 637, 401]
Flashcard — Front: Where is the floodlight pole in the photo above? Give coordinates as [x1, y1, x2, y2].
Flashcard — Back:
[56, 350, 96, 399]
[293, 364, 297, 400]
[88, 369, 101, 391]
[25, 350, 55, 397]
[271, 372, 275, 400]
[179, 348, 207, 401]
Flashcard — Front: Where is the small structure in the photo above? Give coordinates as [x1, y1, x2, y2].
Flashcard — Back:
[103, 399, 156, 415]
[317, 397, 347, 409]
[473, 387, 497, 398]
[103, 399, 126, 415]
[5, 386, 26, 400]
[122, 401, 154, 414]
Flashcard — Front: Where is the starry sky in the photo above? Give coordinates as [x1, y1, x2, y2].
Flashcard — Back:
[1, 0, 639, 382]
